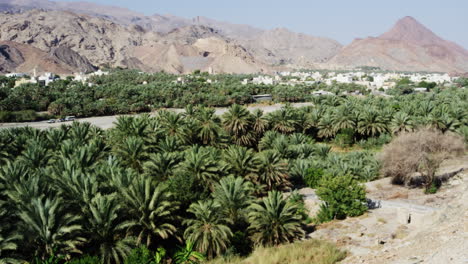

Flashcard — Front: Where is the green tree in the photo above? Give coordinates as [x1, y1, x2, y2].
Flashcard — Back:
[315, 175, 367, 222]
[120, 177, 178, 247]
[212, 176, 253, 226]
[248, 191, 305, 246]
[183, 200, 232, 259]
[18, 197, 84, 260]
[85, 194, 135, 264]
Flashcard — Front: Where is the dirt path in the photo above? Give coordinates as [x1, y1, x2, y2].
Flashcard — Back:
[0, 102, 313, 130]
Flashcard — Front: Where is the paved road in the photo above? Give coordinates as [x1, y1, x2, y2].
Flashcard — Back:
[0, 102, 313, 130]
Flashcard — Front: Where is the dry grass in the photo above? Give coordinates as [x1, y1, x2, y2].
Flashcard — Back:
[207, 239, 346, 264]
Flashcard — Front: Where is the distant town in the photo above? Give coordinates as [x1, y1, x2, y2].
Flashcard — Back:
[3, 69, 461, 96]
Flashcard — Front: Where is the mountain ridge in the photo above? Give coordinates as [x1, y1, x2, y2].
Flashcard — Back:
[0, 1, 467, 74]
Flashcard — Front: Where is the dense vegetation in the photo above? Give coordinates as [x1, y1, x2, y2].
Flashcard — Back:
[1, 102, 378, 263]
[1, 71, 467, 263]
[1, 70, 370, 121]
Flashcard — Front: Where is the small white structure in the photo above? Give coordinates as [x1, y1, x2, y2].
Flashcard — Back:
[252, 76, 274, 85]
[5, 73, 27, 78]
[38, 72, 57, 86]
[89, 69, 109, 76]
[312, 90, 334, 96]
[414, 87, 428, 92]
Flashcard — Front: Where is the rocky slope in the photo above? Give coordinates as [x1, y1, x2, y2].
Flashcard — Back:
[0, 9, 268, 74]
[327, 16, 468, 73]
[0, 1, 467, 74]
[0, 40, 93, 73]
[242, 28, 342, 67]
[0, 0, 343, 72]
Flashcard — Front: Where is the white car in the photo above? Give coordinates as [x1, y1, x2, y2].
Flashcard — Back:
[64, 116, 76, 121]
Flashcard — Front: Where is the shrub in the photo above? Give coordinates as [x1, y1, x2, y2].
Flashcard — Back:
[315, 175, 367, 222]
[124, 246, 166, 264]
[379, 128, 465, 190]
[333, 128, 354, 148]
[304, 167, 325, 188]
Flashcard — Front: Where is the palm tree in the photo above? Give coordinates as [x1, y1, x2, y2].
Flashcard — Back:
[177, 146, 224, 189]
[120, 176, 179, 247]
[112, 116, 149, 141]
[391, 112, 414, 134]
[50, 160, 99, 207]
[143, 152, 180, 181]
[183, 200, 232, 259]
[258, 131, 281, 151]
[85, 194, 135, 264]
[248, 191, 305, 246]
[331, 107, 356, 133]
[212, 176, 253, 226]
[266, 108, 298, 134]
[0, 205, 22, 264]
[222, 145, 260, 180]
[18, 197, 84, 260]
[357, 109, 388, 137]
[317, 113, 336, 139]
[251, 109, 269, 138]
[222, 104, 255, 146]
[193, 107, 222, 145]
[114, 136, 147, 172]
[17, 141, 51, 170]
[157, 111, 190, 144]
[257, 151, 290, 191]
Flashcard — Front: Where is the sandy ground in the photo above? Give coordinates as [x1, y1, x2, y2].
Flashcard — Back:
[0, 102, 313, 130]
[302, 156, 468, 264]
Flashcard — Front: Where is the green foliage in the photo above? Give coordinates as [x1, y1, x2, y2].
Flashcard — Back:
[424, 182, 439, 194]
[124, 246, 166, 264]
[315, 175, 367, 222]
[304, 167, 325, 189]
[1, 83, 467, 263]
[173, 241, 206, 264]
[247, 191, 305, 246]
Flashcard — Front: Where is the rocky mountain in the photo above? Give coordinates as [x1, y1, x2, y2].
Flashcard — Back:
[0, 40, 94, 73]
[0, 1, 467, 74]
[327, 16, 468, 73]
[0, 9, 269, 74]
[242, 28, 342, 67]
[0, 0, 343, 72]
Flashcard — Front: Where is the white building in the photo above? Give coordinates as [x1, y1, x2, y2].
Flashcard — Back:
[252, 76, 274, 85]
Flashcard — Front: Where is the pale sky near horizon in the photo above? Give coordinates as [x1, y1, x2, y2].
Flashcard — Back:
[60, 0, 468, 48]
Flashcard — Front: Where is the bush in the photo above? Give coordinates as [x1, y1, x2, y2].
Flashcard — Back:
[124, 246, 166, 264]
[304, 167, 325, 188]
[333, 128, 354, 148]
[379, 128, 465, 190]
[315, 175, 367, 222]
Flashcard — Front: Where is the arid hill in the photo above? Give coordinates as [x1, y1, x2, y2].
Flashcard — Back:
[0, 0, 344, 72]
[0, 0, 467, 73]
[327, 16, 468, 73]
[0, 40, 94, 74]
[0, 9, 269, 74]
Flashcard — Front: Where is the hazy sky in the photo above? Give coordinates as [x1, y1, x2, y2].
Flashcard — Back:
[61, 0, 468, 48]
